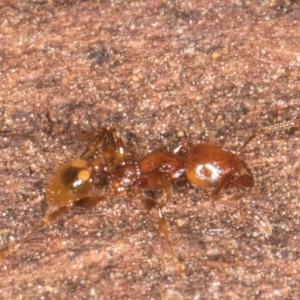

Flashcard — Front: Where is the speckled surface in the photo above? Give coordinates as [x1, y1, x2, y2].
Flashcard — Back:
[0, 1, 300, 299]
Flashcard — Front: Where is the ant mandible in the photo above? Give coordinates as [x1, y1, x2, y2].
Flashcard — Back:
[0, 119, 299, 272]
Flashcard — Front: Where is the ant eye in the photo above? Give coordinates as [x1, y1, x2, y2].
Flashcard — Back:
[61, 161, 91, 193]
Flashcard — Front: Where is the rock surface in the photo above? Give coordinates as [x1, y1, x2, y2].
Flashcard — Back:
[0, 1, 300, 299]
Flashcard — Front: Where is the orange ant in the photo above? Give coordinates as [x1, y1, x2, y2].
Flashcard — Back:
[0, 119, 299, 272]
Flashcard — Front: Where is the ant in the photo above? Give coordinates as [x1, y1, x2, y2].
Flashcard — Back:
[0, 119, 299, 272]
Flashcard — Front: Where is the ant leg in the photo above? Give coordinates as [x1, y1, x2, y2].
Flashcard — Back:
[0, 205, 70, 261]
[142, 173, 184, 273]
[215, 198, 272, 235]
[75, 195, 108, 209]
[102, 131, 126, 171]
[211, 174, 270, 234]
[142, 197, 184, 274]
[79, 128, 126, 171]
[157, 207, 184, 273]
[211, 171, 235, 198]
[78, 128, 108, 157]
[241, 207, 272, 235]
[0, 194, 111, 261]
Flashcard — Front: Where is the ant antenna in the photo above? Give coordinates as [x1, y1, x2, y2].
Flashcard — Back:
[236, 118, 300, 155]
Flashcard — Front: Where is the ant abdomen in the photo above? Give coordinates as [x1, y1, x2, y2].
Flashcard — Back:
[186, 143, 254, 194]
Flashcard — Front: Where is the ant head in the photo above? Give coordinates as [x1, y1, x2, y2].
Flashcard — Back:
[46, 159, 93, 206]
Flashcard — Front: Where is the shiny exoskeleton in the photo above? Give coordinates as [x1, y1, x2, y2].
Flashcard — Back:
[0, 119, 299, 272]
[186, 143, 254, 193]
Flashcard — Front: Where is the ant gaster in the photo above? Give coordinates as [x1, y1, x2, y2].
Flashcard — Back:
[0, 120, 299, 272]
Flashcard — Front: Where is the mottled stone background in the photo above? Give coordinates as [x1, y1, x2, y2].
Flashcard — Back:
[0, 0, 300, 299]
